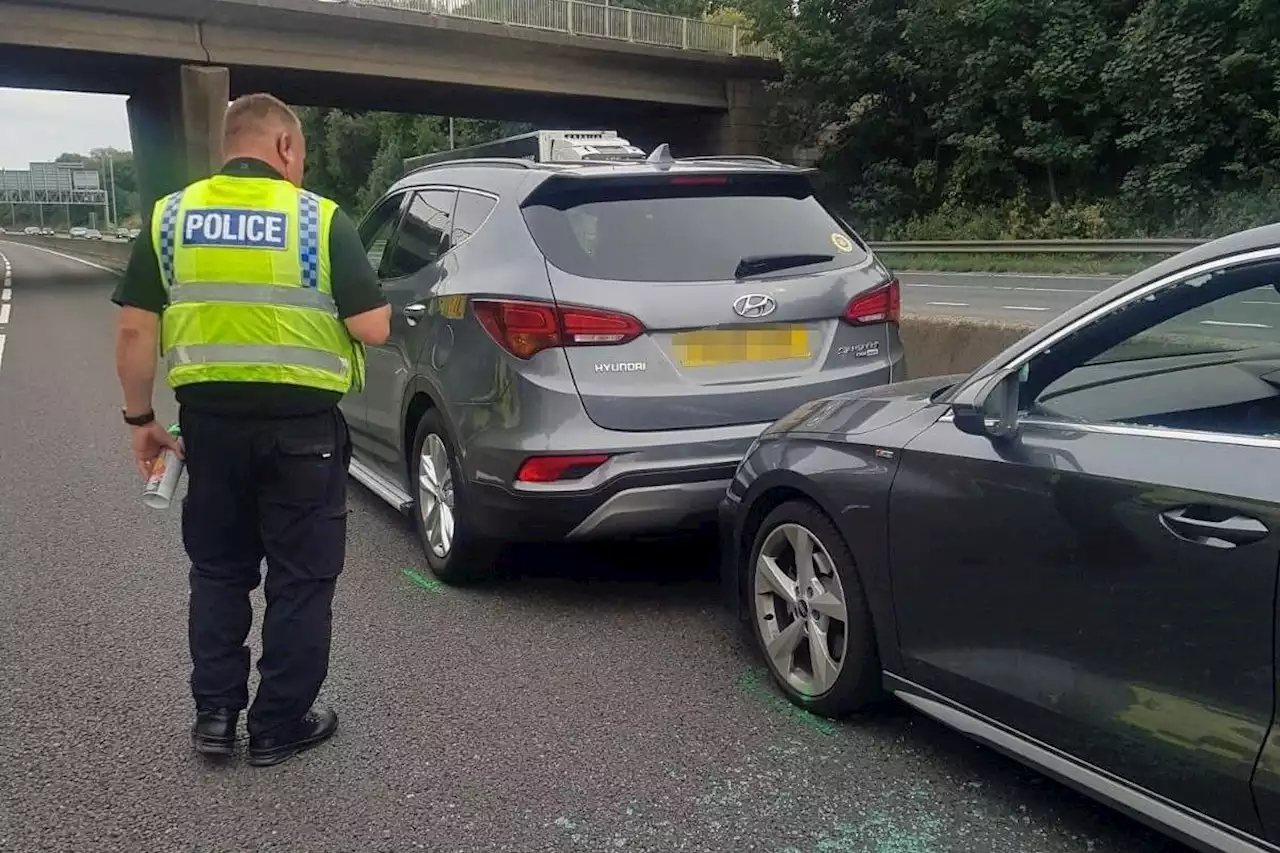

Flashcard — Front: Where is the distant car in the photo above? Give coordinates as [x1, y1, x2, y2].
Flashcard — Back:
[0, 227, 6, 235]
[40, 227, 54, 236]
[344, 152, 905, 584]
[720, 224, 1280, 853]
[23, 226, 40, 236]
[69, 227, 87, 238]
[85, 228, 103, 240]
[116, 228, 133, 241]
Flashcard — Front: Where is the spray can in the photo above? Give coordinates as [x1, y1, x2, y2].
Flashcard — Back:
[142, 424, 184, 510]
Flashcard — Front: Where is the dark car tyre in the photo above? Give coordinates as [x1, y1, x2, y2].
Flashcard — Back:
[410, 408, 498, 585]
[747, 499, 882, 717]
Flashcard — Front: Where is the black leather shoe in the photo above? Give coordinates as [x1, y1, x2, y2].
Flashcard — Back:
[191, 709, 239, 756]
[248, 704, 338, 767]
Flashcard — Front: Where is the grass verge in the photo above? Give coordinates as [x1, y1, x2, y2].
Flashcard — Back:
[878, 251, 1160, 276]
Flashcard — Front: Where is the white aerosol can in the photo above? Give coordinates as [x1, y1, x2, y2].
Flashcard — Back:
[143, 424, 185, 510]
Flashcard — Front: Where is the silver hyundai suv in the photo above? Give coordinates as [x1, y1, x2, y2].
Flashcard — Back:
[345, 153, 905, 583]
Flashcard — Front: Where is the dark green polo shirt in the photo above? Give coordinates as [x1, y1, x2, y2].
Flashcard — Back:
[112, 158, 385, 417]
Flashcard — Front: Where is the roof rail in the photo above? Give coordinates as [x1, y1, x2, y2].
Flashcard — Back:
[405, 157, 539, 177]
[677, 155, 792, 167]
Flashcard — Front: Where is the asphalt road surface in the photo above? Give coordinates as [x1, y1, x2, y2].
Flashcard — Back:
[899, 271, 1118, 324]
[902, 270, 1280, 339]
[0, 240, 1188, 853]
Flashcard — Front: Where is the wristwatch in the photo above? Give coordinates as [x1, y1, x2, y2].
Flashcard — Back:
[123, 408, 156, 427]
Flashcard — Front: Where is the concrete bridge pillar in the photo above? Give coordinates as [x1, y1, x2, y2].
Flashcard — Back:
[127, 65, 229, 214]
[630, 78, 767, 159]
[713, 78, 766, 156]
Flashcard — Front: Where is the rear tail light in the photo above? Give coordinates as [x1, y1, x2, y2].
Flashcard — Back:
[516, 454, 611, 483]
[472, 299, 644, 359]
[843, 278, 900, 326]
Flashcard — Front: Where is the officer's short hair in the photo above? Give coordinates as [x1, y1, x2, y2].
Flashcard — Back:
[223, 94, 302, 148]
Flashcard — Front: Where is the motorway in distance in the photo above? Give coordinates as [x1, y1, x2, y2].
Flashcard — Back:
[900, 269, 1280, 339]
[899, 271, 1119, 324]
[0, 239, 1192, 852]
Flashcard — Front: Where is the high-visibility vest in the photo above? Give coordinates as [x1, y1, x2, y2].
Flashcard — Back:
[151, 175, 364, 394]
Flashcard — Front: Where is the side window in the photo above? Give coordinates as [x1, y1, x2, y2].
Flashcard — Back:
[385, 189, 456, 279]
[451, 191, 497, 247]
[358, 193, 406, 275]
[1023, 257, 1280, 437]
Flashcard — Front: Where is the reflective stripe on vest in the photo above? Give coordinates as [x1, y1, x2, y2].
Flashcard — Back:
[168, 282, 338, 313]
[152, 176, 362, 394]
[167, 344, 349, 376]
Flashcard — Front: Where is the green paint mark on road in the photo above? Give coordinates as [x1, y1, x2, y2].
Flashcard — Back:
[737, 667, 836, 735]
[402, 567, 445, 593]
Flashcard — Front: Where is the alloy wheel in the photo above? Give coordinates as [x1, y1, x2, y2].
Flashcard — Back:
[754, 522, 849, 696]
[418, 433, 456, 558]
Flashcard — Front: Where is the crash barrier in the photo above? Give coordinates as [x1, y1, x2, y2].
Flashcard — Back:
[3, 235, 1037, 378]
[870, 238, 1202, 255]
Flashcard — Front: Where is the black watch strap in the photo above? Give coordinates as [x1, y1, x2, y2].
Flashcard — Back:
[123, 408, 156, 427]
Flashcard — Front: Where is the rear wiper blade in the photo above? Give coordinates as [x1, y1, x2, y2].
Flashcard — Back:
[735, 253, 835, 279]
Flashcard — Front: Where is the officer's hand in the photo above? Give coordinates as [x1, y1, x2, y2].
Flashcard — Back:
[132, 421, 184, 480]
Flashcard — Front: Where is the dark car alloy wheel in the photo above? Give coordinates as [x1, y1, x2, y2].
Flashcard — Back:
[748, 500, 882, 715]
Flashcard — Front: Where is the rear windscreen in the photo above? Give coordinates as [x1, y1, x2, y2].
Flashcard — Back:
[521, 175, 869, 282]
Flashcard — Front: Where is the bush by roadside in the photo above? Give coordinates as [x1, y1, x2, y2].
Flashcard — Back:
[879, 252, 1151, 276]
[868, 192, 1280, 244]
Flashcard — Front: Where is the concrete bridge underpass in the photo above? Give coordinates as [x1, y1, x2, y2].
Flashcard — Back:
[1, 0, 780, 208]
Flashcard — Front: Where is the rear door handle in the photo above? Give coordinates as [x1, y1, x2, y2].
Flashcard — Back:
[1159, 506, 1269, 549]
[403, 303, 427, 326]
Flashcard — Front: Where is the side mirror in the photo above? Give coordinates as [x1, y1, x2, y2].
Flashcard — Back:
[951, 367, 1022, 441]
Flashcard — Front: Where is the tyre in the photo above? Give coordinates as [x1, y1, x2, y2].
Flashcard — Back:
[410, 408, 498, 585]
[747, 499, 882, 717]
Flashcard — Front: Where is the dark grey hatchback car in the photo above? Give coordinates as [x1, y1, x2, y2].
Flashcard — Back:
[721, 224, 1280, 853]
[344, 153, 904, 583]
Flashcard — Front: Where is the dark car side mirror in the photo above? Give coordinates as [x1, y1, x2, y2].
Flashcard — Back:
[951, 367, 1022, 441]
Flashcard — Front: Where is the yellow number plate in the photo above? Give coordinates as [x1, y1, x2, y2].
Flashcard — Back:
[674, 326, 812, 368]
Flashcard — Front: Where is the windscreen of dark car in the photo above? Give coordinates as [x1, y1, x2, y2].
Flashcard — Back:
[520, 173, 869, 283]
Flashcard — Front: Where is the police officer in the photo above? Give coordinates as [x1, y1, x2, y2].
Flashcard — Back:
[112, 93, 390, 767]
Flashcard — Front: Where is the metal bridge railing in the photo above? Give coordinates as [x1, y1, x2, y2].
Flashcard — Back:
[316, 0, 779, 58]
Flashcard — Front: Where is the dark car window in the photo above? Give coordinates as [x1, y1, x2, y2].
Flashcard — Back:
[451, 191, 497, 247]
[1024, 258, 1280, 436]
[358, 192, 407, 275]
[386, 189, 456, 279]
[521, 174, 868, 282]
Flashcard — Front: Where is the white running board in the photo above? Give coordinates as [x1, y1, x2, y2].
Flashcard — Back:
[348, 457, 414, 512]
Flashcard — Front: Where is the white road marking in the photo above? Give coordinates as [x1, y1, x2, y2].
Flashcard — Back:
[0, 240, 118, 274]
[1012, 286, 1100, 294]
[1201, 320, 1271, 329]
[1002, 305, 1051, 312]
[1241, 301, 1280, 306]
[0, 333, 6, 372]
[1, 289, 9, 302]
[926, 301, 970, 307]
[0, 303, 9, 325]
[904, 282, 1101, 294]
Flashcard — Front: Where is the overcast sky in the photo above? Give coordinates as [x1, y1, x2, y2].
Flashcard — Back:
[0, 88, 132, 169]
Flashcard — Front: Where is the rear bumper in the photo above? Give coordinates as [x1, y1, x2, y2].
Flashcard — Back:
[468, 462, 736, 542]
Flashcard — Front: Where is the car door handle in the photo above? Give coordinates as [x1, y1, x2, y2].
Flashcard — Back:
[1159, 506, 1269, 549]
[403, 302, 427, 326]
